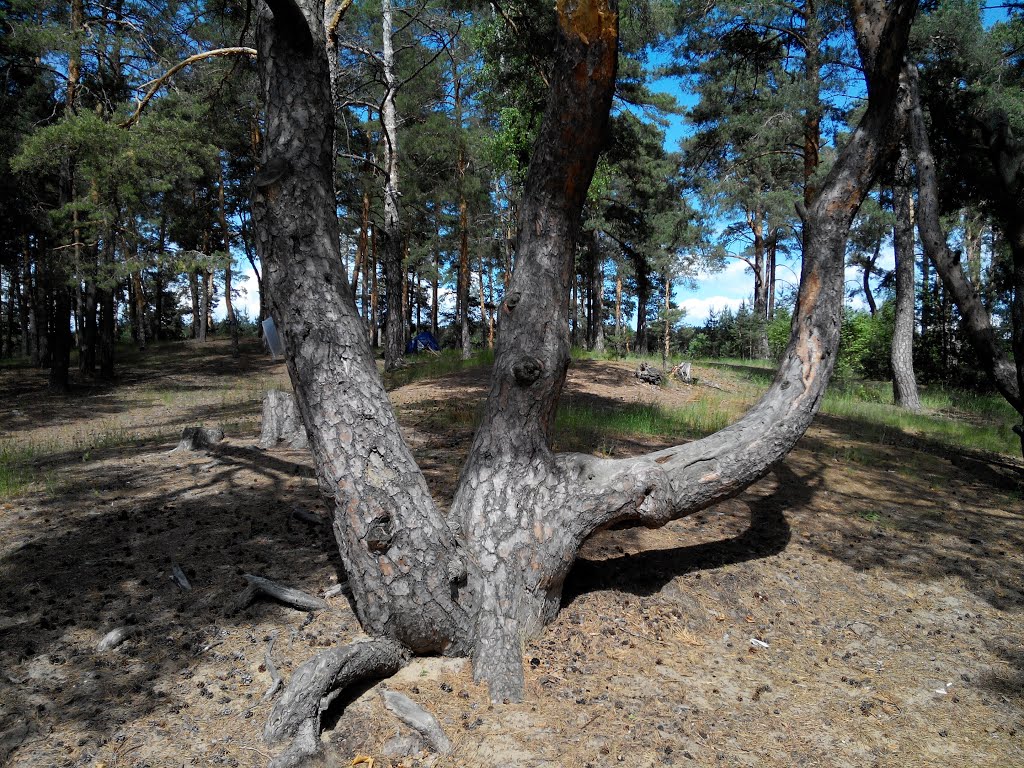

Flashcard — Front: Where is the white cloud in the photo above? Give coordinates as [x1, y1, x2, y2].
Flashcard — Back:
[678, 295, 747, 326]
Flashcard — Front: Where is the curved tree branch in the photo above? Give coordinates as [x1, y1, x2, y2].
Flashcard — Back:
[120, 47, 257, 128]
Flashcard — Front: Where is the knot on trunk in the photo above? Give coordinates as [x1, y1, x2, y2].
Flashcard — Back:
[512, 356, 544, 386]
[254, 157, 290, 189]
[365, 514, 394, 554]
[504, 292, 521, 311]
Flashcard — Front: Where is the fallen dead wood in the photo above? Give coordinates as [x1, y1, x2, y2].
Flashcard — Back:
[672, 361, 692, 382]
[291, 506, 324, 526]
[170, 426, 224, 453]
[97, 625, 142, 652]
[634, 362, 663, 385]
[226, 573, 328, 615]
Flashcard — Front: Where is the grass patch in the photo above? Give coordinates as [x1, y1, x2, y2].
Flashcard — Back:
[384, 348, 495, 389]
[820, 387, 1021, 457]
[680, 358, 1021, 458]
[0, 428, 177, 500]
[0, 444, 38, 497]
[553, 399, 734, 454]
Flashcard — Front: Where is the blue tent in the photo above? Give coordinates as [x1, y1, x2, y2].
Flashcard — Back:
[406, 331, 441, 354]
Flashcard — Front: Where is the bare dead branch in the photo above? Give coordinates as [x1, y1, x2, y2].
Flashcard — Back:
[121, 47, 257, 128]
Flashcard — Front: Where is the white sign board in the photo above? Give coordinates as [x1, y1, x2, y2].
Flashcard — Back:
[262, 317, 286, 360]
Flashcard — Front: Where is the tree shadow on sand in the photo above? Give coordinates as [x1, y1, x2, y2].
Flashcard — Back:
[563, 461, 814, 602]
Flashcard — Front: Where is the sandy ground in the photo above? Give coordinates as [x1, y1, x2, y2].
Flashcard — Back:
[0, 340, 1022, 768]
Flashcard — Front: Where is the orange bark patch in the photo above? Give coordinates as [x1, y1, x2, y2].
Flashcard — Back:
[557, 0, 617, 48]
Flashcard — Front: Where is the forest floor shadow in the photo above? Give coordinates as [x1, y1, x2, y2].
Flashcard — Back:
[1, 348, 1022, 767]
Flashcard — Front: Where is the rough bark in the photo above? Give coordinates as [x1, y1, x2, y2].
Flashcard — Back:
[264, 637, 407, 768]
[891, 140, 921, 410]
[251, 0, 918, 758]
[253, 0, 468, 660]
[904, 63, 1021, 412]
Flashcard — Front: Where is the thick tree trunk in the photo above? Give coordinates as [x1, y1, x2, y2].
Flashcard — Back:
[904, 63, 1021, 412]
[253, 0, 468, 649]
[891, 141, 921, 410]
[252, 0, 918, 762]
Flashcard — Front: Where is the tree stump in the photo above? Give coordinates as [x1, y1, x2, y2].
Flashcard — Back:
[259, 390, 309, 450]
[634, 362, 663, 385]
[673, 361, 693, 383]
[171, 426, 224, 452]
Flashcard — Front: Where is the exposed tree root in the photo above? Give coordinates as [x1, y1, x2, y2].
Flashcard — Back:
[264, 636, 408, 768]
[381, 690, 451, 755]
[262, 632, 283, 702]
[226, 573, 328, 615]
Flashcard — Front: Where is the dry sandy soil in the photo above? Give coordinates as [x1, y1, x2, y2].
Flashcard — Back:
[0, 339, 1022, 768]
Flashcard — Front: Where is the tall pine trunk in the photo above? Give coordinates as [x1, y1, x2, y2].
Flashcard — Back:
[380, 0, 405, 369]
[904, 63, 1020, 412]
[891, 140, 921, 410]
